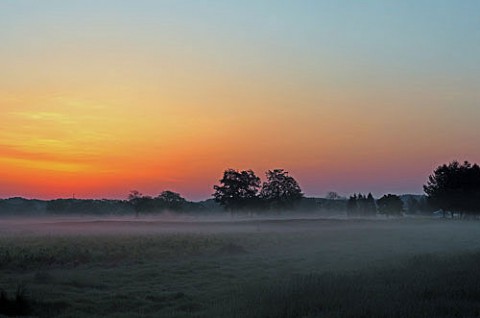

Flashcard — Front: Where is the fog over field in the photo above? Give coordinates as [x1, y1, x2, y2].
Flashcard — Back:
[0, 214, 352, 235]
[2, 215, 479, 255]
[1, 215, 480, 317]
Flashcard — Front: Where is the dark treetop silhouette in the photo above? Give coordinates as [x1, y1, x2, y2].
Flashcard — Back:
[213, 168, 303, 211]
[128, 190, 189, 216]
[260, 169, 304, 210]
[424, 160, 480, 218]
[213, 169, 261, 211]
[346, 193, 376, 217]
[377, 194, 404, 217]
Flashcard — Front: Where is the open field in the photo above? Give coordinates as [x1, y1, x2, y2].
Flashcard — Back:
[1, 216, 480, 317]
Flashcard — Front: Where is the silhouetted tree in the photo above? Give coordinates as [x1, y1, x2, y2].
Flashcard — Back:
[424, 161, 480, 218]
[417, 196, 434, 215]
[347, 193, 376, 217]
[213, 169, 261, 211]
[156, 190, 187, 211]
[326, 191, 341, 200]
[365, 193, 377, 216]
[357, 194, 366, 216]
[128, 190, 143, 202]
[260, 169, 303, 210]
[377, 194, 403, 217]
[128, 190, 154, 217]
[347, 194, 358, 217]
[406, 197, 420, 214]
[46, 199, 70, 214]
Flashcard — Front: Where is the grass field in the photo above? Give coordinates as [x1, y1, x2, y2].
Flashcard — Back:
[1, 216, 480, 317]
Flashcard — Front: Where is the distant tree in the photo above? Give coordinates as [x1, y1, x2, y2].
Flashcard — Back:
[346, 193, 376, 217]
[417, 196, 434, 215]
[260, 169, 303, 210]
[128, 190, 142, 217]
[406, 197, 420, 214]
[45, 199, 132, 216]
[128, 190, 154, 217]
[377, 194, 403, 217]
[357, 194, 366, 216]
[128, 190, 143, 202]
[346, 194, 358, 217]
[46, 199, 69, 214]
[424, 161, 480, 218]
[326, 191, 341, 200]
[365, 193, 377, 216]
[213, 169, 261, 211]
[156, 190, 187, 211]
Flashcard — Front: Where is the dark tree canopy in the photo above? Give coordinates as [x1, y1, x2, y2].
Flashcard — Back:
[213, 169, 261, 210]
[377, 194, 403, 217]
[127, 190, 154, 217]
[347, 193, 376, 217]
[424, 161, 480, 217]
[260, 169, 303, 209]
[326, 191, 341, 200]
[346, 194, 358, 216]
[128, 190, 143, 202]
[156, 190, 187, 211]
[128, 190, 189, 215]
[365, 193, 376, 215]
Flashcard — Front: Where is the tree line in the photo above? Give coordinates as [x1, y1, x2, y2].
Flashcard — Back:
[0, 160, 477, 218]
[208, 160, 480, 218]
[345, 193, 407, 217]
[211, 169, 413, 217]
[127, 190, 192, 217]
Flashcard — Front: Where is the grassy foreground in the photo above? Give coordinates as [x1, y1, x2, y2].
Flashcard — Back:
[0, 217, 480, 317]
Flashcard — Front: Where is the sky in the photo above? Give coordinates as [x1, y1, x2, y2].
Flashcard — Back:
[1, 1, 479, 200]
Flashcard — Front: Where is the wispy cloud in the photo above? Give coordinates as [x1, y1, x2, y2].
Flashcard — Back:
[0, 144, 96, 164]
[9, 111, 75, 124]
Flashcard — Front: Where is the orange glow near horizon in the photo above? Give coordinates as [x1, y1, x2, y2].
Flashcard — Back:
[2, 87, 478, 200]
[1, 2, 479, 200]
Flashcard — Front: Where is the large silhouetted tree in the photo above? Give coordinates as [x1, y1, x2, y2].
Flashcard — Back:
[377, 194, 403, 217]
[424, 160, 480, 218]
[213, 169, 261, 211]
[260, 169, 303, 210]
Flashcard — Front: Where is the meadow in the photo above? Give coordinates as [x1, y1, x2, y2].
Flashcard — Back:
[1, 216, 480, 317]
